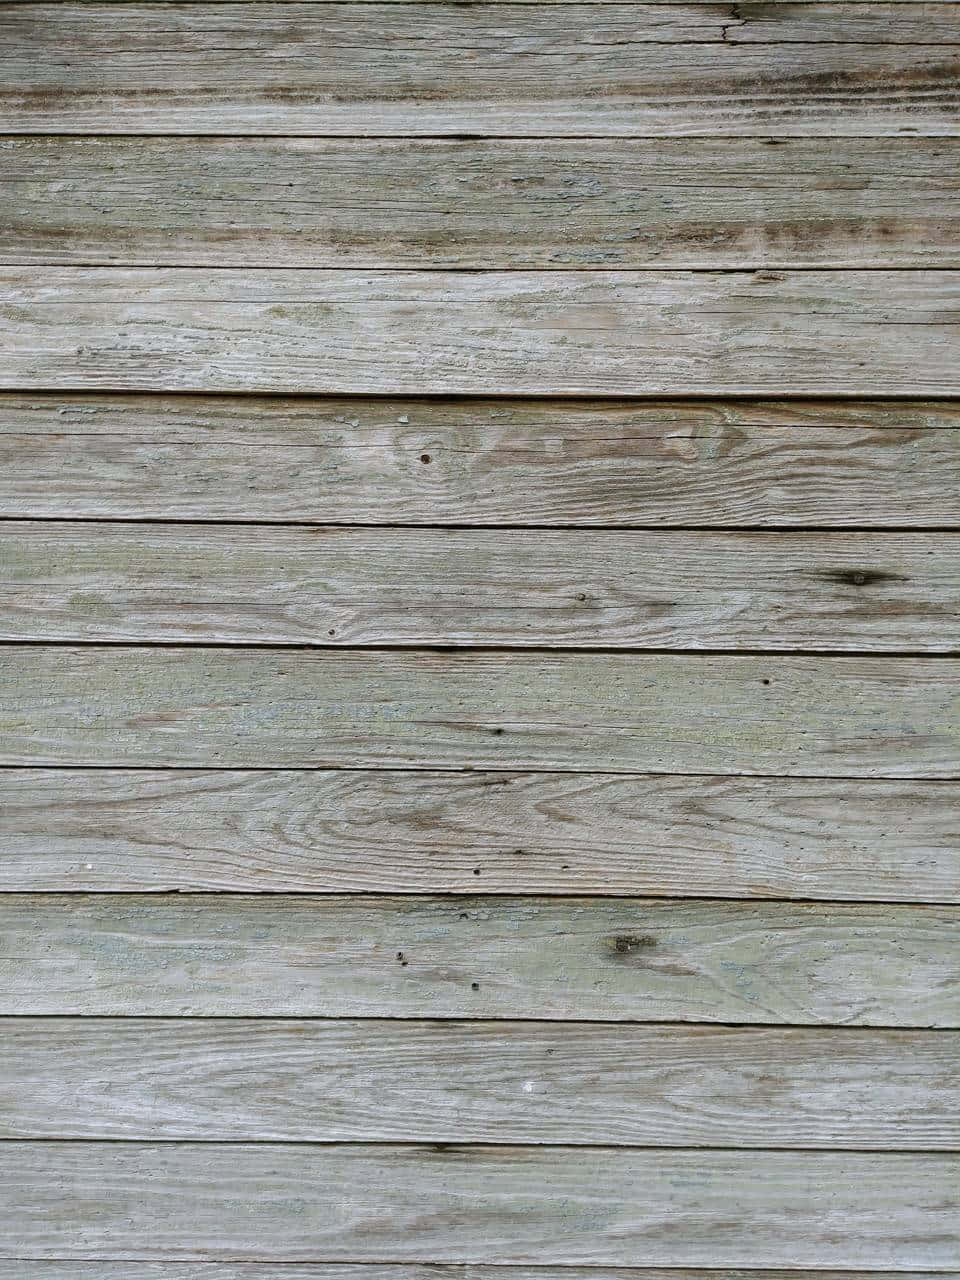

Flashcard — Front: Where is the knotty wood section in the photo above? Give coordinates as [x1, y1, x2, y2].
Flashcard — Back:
[4, 646, 957, 776]
[5, 767, 957, 900]
[5, 138, 959, 269]
[4, 394, 959, 526]
[2, 1142, 955, 1266]
[2, 4, 958, 136]
[3, 894, 957, 1024]
[4, 522, 957, 650]
[4, 268, 960, 395]
[4, 1018, 957, 1147]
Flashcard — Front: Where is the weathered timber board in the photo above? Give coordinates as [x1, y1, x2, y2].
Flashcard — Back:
[1, 1142, 956, 1266]
[1, 1271, 956, 1280]
[1, 5, 957, 135]
[3, 522, 956, 650]
[3, 646, 957, 776]
[4, 269, 959, 396]
[3, 394, 958, 526]
[5, 767, 957, 900]
[2, 894, 956, 1024]
[4, 138, 959, 269]
[4, 1018, 957, 1147]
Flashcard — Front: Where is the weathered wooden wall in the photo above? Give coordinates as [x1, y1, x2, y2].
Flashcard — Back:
[0, 0, 957, 1273]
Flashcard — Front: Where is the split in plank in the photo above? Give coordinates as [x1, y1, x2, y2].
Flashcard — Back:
[3, 522, 957, 651]
[3, 646, 957, 777]
[2, 893, 957, 1024]
[4, 268, 960, 396]
[1, 1141, 956, 1266]
[5, 767, 958, 901]
[5, 137, 960, 269]
[3, 1017, 957, 1147]
[3, 393, 959, 526]
[2, 5, 958, 136]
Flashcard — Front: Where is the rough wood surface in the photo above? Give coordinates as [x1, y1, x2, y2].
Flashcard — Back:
[3, 522, 957, 650]
[3, 646, 957, 777]
[5, 767, 957, 900]
[2, 1141, 956, 1266]
[1, 1271, 956, 1280]
[4, 268, 960, 396]
[2, 5, 957, 136]
[4, 394, 959, 526]
[2, 894, 956, 1024]
[5, 137, 959, 269]
[4, 1018, 957, 1147]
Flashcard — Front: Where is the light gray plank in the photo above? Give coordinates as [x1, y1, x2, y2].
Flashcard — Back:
[3, 646, 957, 777]
[4, 137, 959, 269]
[3, 1018, 957, 1147]
[4, 269, 960, 396]
[0, 1271, 955, 1280]
[3, 394, 959, 526]
[1, 5, 957, 136]
[3, 523, 957, 651]
[2, 1142, 956, 1266]
[1, 894, 957, 1024]
[5, 768, 958, 901]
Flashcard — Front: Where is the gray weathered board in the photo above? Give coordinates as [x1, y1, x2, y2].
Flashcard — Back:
[3, 646, 957, 776]
[2, 4, 958, 136]
[2, 894, 957, 1024]
[3, 767, 957, 900]
[3, 268, 959, 395]
[4, 137, 959, 269]
[3, 1018, 957, 1147]
[1, 1273, 958, 1280]
[1, 1142, 956, 1267]
[3, 394, 958, 526]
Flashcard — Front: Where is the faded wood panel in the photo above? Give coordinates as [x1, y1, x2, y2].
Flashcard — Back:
[1, 894, 957, 1025]
[1, 1272, 956, 1280]
[2, 5, 958, 136]
[5, 137, 960, 269]
[4, 269, 960, 396]
[5, 767, 958, 901]
[3, 646, 957, 777]
[4, 1018, 957, 1148]
[3, 522, 957, 651]
[3, 394, 959, 526]
[2, 1142, 956, 1266]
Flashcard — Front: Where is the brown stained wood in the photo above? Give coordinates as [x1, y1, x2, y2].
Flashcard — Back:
[1, 5, 958, 136]
[3, 393, 959, 526]
[2, 646, 957, 777]
[2, 768, 959, 901]
[4, 268, 960, 396]
[1, 894, 957, 1024]
[1, 1272, 957, 1280]
[5, 137, 960, 269]
[2, 522, 957, 651]
[3, 1018, 957, 1147]
[2, 1141, 957, 1265]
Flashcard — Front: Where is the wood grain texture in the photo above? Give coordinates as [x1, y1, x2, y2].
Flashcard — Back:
[4, 268, 960, 396]
[2, 4, 958, 136]
[4, 393, 959, 526]
[5, 767, 958, 901]
[2, 894, 957, 1024]
[1, 1271, 956, 1280]
[5, 137, 960, 269]
[2, 1141, 956, 1266]
[4, 1018, 957, 1147]
[3, 646, 957, 777]
[3, 522, 957, 650]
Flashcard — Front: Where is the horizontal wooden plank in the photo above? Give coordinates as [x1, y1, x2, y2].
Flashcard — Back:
[4, 394, 959, 526]
[2, 894, 957, 1024]
[4, 269, 960, 396]
[4, 1018, 957, 1147]
[2, 1141, 956, 1265]
[3, 523, 957, 651]
[5, 767, 958, 901]
[2, 5, 957, 136]
[3, 646, 957, 777]
[5, 137, 959, 269]
[1, 1271, 956, 1280]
